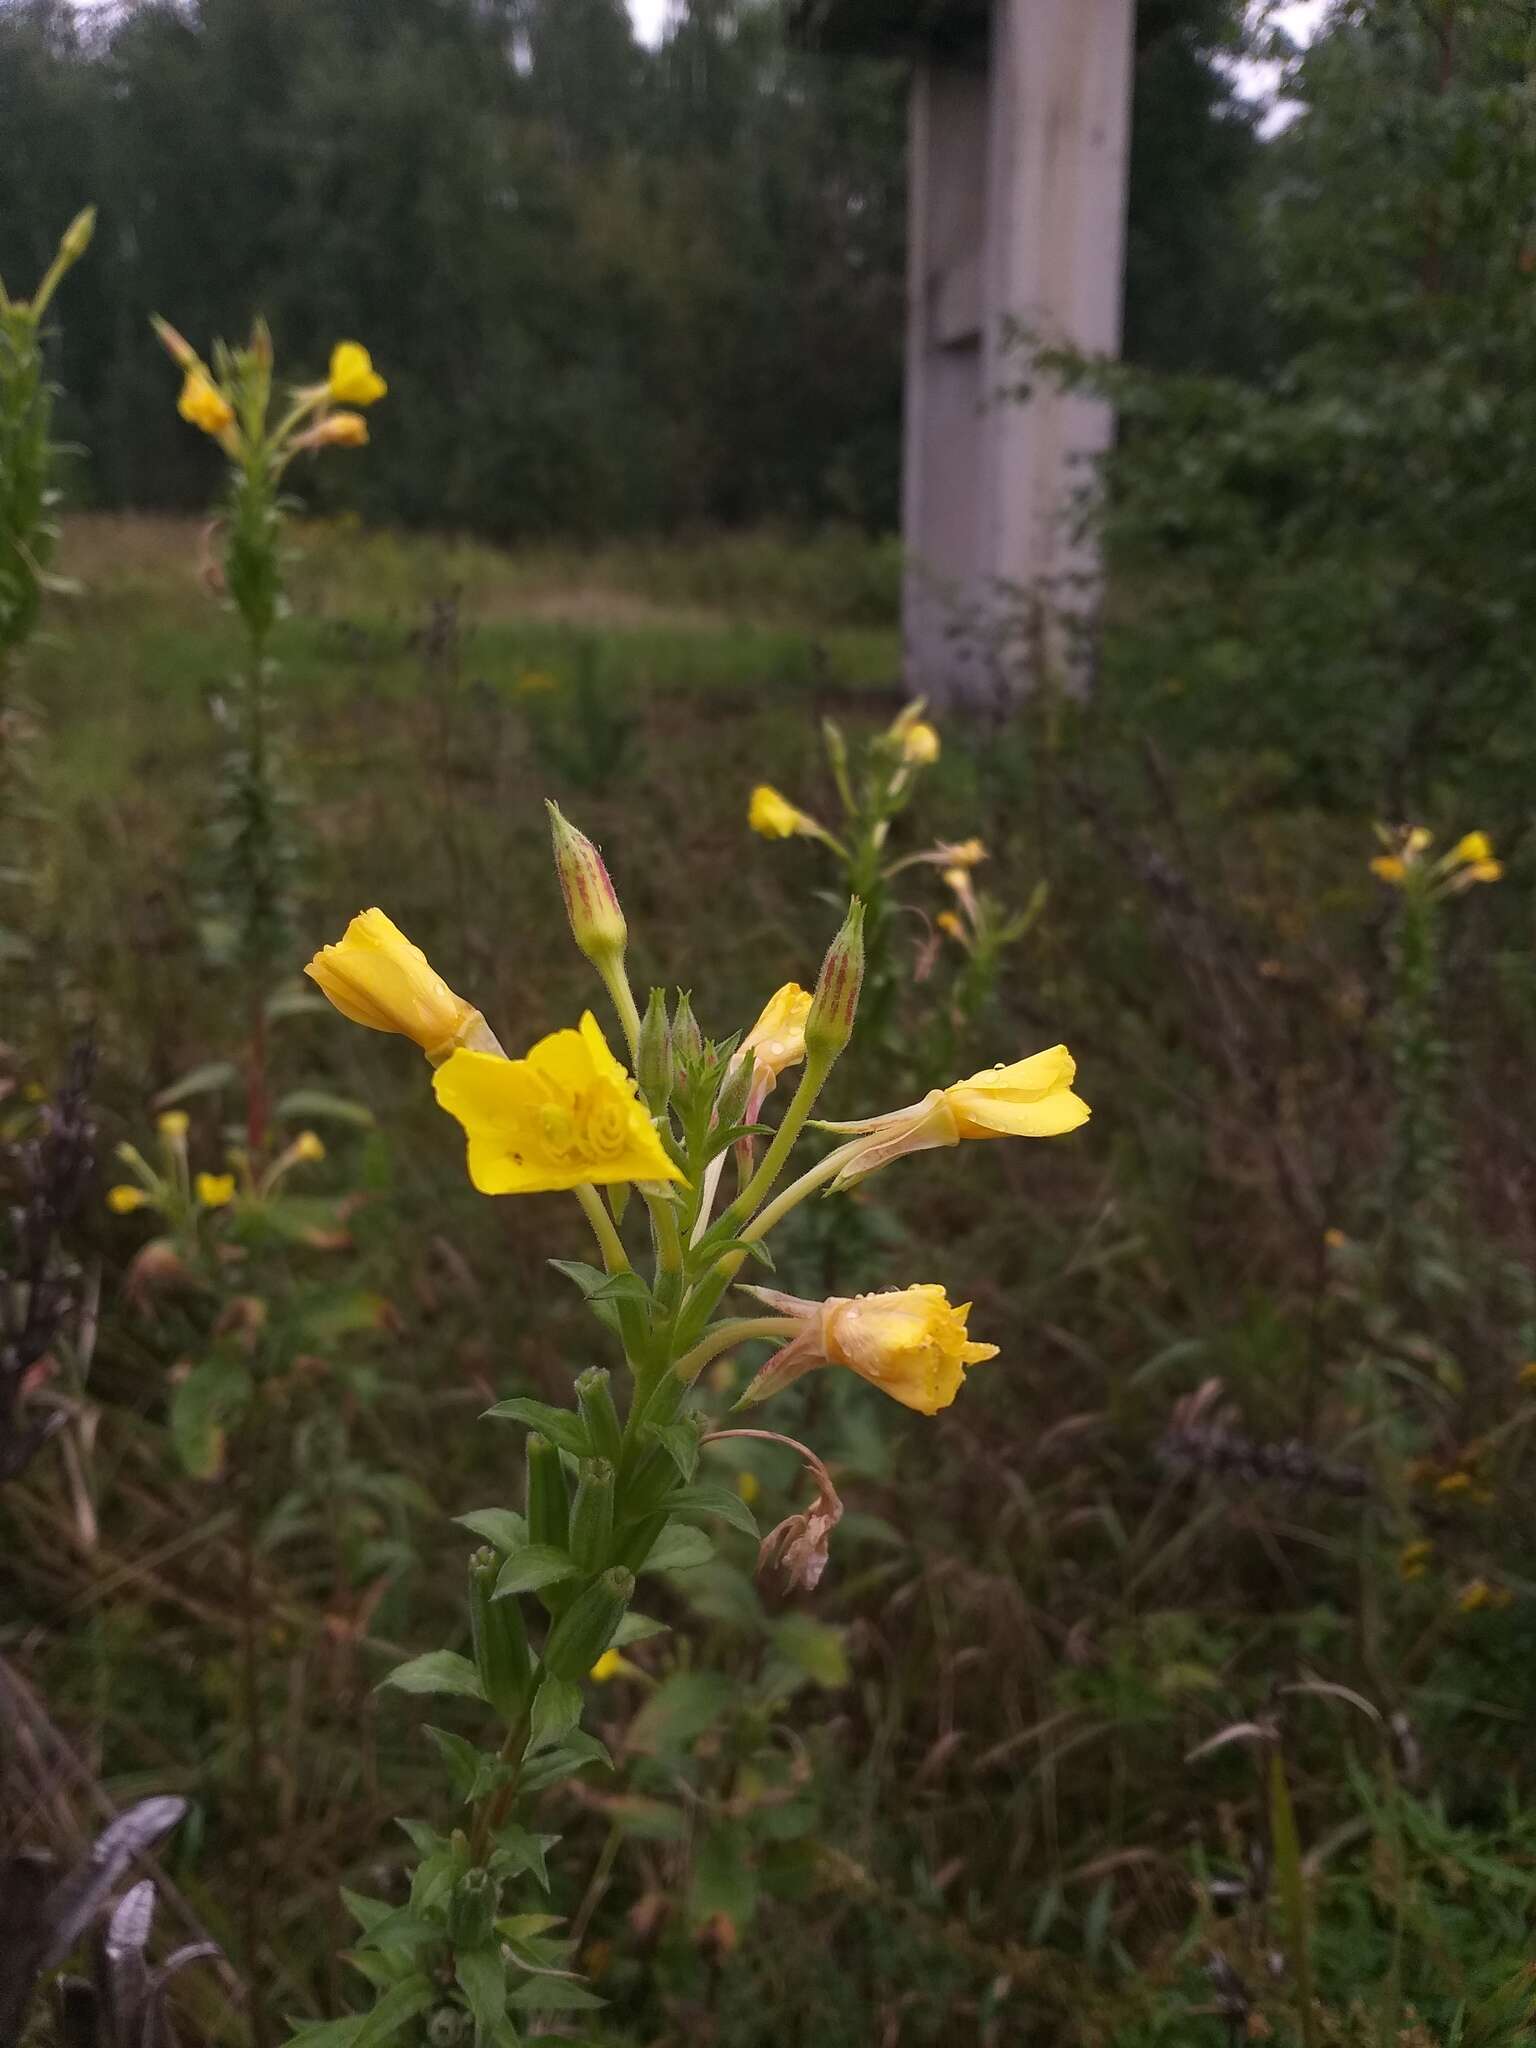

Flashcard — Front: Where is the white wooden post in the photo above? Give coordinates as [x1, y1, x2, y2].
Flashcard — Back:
[903, 0, 1136, 703]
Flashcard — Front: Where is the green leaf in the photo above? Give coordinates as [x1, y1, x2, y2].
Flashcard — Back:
[494, 1545, 579, 1596]
[644, 1418, 701, 1482]
[611, 1611, 669, 1647]
[769, 1615, 849, 1689]
[601, 1795, 687, 1842]
[339, 1890, 394, 1936]
[483, 1399, 591, 1459]
[273, 1087, 377, 1129]
[628, 1671, 735, 1755]
[507, 1979, 605, 2013]
[519, 1732, 613, 1793]
[154, 1060, 239, 1108]
[493, 1824, 557, 1891]
[528, 1677, 582, 1749]
[285, 2020, 369, 2048]
[456, 1948, 508, 2040]
[351, 1976, 436, 2048]
[690, 1819, 759, 1933]
[547, 1260, 649, 1308]
[424, 1725, 483, 1799]
[456, 1509, 529, 1554]
[381, 1651, 487, 1702]
[667, 1483, 759, 1538]
[640, 1524, 713, 1573]
[170, 1358, 252, 1480]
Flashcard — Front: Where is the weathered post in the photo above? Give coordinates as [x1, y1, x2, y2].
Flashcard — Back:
[789, 0, 1135, 703]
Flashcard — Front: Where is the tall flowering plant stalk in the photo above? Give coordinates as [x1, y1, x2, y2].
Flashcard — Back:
[296, 803, 1090, 2040]
[747, 701, 1034, 1051]
[153, 318, 386, 1150]
[0, 207, 94, 977]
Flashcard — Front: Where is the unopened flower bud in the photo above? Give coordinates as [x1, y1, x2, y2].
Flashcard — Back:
[57, 206, 96, 268]
[446, 1867, 501, 1951]
[637, 988, 672, 1111]
[804, 899, 865, 1066]
[151, 315, 199, 370]
[670, 991, 703, 1075]
[547, 801, 627, 968]
[292, 409, 369, 451]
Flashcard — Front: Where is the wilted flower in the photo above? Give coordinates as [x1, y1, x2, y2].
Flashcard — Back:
[293, 409, 370, 451]
[327, 341, 388, 406]
[307, 908, 498, 1064]
[738, 1282, 998, 1416]
[433, 1012, 684, 1196]
[816, 1044, 1089, 1189]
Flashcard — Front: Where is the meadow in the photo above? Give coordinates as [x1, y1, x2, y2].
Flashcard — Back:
[8, 478, 1536, 2047]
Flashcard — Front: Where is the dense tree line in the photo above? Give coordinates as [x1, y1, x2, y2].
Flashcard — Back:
[0, 0, 1255, 538]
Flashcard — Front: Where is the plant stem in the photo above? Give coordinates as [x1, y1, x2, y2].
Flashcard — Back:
[718, 1054, 831, 1236]
[468, 1700, 533, 1866]
[673, 1316, 799, 1386]
[238, 1456, 272, 2048]
[575, 1181, 630, 1275]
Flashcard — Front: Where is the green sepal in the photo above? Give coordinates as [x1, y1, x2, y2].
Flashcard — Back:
[541, 1567, 634, 1681]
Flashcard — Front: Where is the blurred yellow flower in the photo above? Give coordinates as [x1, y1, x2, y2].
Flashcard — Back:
[196, 1173, 236, 1209]
[1452, 831, 1492, 865]
[736, 1470, 761, 1505]
[157, 1110, 190, 1140]
[1456, 1578, 1509, 1612]
[741, 983, 811, 1085]
[817, 1045, 1089, 1189]
[177, 371, 234, 437]
[1435, 1470, 1473, 1496]
[901, 720, 940, 766]
[1398, 1539, 1432, 1582]
[107, 1185, 150, 1215]
[297, 409, 369, 450]
[294, 1131, 326, 1163]
[434, 1012, 684, 1197]
[741, 1283, 998, 1416]
[749, 785, 819, 840]
[1324, 1227, 1347, 1249]
[1370, 854, 1406, 885]
[328, 341, 387, 406]
[936, 910, 965, 940]
[307, 908, 489, 1064]
[589, 1649, 625, 1681]
[1517, 1360, 1536, 1390]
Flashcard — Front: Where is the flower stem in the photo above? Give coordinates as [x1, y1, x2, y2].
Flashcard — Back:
[673, 1316, 799, 1387]
[719, 1053, 831, 1236]
[598, 956, 643, 1063]
[575, 1181, 630, 1274]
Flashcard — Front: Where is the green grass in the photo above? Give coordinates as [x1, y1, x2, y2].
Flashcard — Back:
[7, 515, 1536, 2048]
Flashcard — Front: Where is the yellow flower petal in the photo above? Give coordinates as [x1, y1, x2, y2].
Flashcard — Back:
[107, 1185, 151, 1215]
[945, 1045, 1091, 1139]
[1370, 855, 1406, 884]
[434, 1014, 684, 1196]
[328, 341, 387, 407]
[749, 785, 818, 840]
[177, 371, 234, 437]
[196, 1172, 236, 1209]
[901, 720, 940, 766]
[306, 908, 485, 1062]
[742, 983, 812, 1082]
[824, 1284, 998, 1416]
[1452, 831, 1492, 865]
[157, 1110, 190, 1140]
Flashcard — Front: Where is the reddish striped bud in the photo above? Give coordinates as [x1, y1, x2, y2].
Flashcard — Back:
[547, 801, 627, 969]
[804, 898, 864, 1066]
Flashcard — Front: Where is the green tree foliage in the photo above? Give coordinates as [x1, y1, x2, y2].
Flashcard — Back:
[1063, 0, 1536, 813]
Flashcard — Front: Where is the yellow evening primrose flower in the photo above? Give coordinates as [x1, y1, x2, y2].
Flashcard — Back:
[1452, 831, 1493, 865]
[328, 341, 387, 406]
[107, 1185, 151, 1215]
[741, 983, 812, 1085]
[817, 1044, 1089, 1190]
[749, 784, 821, 841]
[196, 1172, 236, 1209]
[306, 908, 496, 1064]
[901, 719, 941, 766]
[433, 1012, 684, 1197]
[1457, 1578, 1496, 1613]
[589, 1649, 637, 1681]
[736, 1470, 761, 1506]
[1370, 854, 1406, 886]
[177, 371, 235, 437]
[297, 409, 369, 450]
[157, 1110, 190, 1140]
[294, 1131, 326, 1163]
[938, 837, 987, 867]
[936, 910, 965, 941]
[740, 1283, 998, 1416]
[1435, 1470, 1473, 1496]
